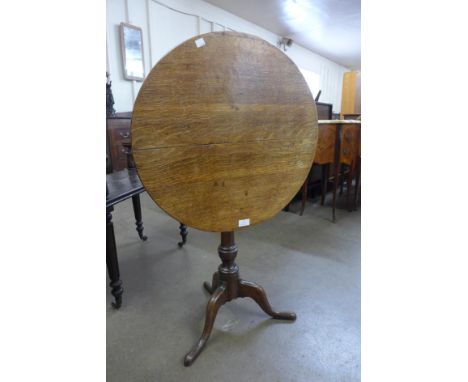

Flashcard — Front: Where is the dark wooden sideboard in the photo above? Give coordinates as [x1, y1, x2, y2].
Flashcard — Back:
[107, 112, 133, 172]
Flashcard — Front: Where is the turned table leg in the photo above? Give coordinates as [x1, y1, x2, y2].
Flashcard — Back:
[332, 159, 340, 223]
[346, 164, 353, 212]
[353, 157, 361, 211]
[132, 194, 147, 241]
[332, 125, 342, 223]
[300, 178, 308, 216]
[106, 206, 123, 309]
[178, 223, 188, 247]
[321, 164, 328, 206]
[339, 164, 345, 196]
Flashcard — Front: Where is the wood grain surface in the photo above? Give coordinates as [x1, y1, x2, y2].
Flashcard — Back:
[132, 32, 318, 232]
[314, 124, 337, 165]
[314, 121, 361, 166]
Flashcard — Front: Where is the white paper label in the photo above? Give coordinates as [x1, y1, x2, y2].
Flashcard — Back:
[195, 38, 205, 48]
[238, 218, 250, 227]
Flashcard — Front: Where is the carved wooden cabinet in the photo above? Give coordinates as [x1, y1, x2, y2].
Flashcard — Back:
[107, 113, 132, 172]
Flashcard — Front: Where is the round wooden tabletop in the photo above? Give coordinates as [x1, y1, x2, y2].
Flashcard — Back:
[132, 32, 318, 232]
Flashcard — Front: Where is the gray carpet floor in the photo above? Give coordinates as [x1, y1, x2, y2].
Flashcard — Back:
[107, 192, 360, 382]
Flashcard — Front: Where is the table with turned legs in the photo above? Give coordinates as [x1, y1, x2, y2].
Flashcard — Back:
[106, 168, 188, 308]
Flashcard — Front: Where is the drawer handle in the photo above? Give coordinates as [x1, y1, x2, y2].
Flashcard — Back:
[119, 132, 130, 138]
[343, 148, 350, 155]
[122, 147, 131, 154]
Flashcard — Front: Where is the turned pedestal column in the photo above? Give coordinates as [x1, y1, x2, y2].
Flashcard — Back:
[184, 232, 296, 366]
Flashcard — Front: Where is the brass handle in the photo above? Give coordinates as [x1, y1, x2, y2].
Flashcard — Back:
[119, 132, 130, 138]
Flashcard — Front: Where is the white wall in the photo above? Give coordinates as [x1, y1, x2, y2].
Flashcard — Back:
[106, 0, 348, 113]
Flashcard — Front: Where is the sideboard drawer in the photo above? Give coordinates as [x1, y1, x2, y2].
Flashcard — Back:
[110, 126, 131, 145]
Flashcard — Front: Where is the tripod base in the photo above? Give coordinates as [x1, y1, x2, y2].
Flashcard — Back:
[184, 232, 296, 366]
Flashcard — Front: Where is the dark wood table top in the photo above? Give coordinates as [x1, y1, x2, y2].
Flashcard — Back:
[106, 169, 144, 208]
[132, 31, 318, 232]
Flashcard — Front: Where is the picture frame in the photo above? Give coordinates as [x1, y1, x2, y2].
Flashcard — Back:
[120, 22, 145, 81]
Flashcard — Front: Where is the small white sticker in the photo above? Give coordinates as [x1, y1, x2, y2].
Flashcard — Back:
[238, 218, 250, 227]
[195, 38, 205, 48]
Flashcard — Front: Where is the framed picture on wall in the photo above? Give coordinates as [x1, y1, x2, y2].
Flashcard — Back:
[120, 22, 145, 81]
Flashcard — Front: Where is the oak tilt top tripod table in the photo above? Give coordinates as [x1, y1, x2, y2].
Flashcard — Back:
[131, 32, 319, 366]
